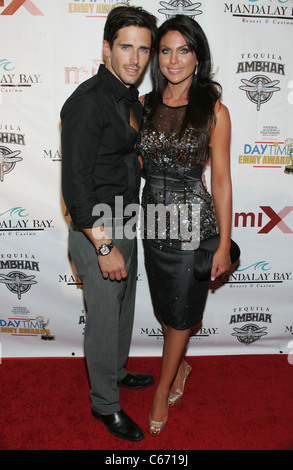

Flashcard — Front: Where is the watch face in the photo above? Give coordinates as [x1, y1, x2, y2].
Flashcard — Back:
[100, 245, 110, 255]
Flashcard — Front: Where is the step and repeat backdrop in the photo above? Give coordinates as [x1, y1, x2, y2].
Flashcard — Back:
[0, 0, 292, 358]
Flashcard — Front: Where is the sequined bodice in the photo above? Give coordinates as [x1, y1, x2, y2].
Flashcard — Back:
[138, 102, 218, 248]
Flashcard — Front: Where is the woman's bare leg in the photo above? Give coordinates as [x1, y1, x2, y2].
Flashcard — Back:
[150, 323, 190, 423]
[161, 321, 190, 396]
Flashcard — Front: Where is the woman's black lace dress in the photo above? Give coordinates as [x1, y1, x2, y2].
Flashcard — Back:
[137, 100, 218, 330]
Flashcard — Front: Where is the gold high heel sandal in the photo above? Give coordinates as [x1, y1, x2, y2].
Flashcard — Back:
[149, 415, 168, 436]
[168, 362, 192, 407]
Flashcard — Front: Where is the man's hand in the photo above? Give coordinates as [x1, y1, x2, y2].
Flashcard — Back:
[82, 226, 127, 281]
[98, 245, 127, 281]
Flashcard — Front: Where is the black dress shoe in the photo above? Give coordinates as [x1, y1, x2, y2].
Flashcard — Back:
[92, 407, 145, 441]
[117, 372, 155, 390]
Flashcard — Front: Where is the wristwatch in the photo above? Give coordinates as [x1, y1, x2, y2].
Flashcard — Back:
[96, 241, 115, 256]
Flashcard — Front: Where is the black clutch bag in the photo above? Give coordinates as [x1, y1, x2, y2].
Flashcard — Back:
[194, 234, 240, 281]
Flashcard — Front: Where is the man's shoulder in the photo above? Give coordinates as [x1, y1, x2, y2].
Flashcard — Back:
[61, 74, 110, 116]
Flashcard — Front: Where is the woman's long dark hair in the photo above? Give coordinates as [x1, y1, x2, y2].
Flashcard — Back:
[144, 15, 222, 135]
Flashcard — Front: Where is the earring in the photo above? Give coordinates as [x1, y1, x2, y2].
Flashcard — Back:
[194, 64, 198, 75]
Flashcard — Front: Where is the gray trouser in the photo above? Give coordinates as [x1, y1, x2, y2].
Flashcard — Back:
[68, 223, 137, 414]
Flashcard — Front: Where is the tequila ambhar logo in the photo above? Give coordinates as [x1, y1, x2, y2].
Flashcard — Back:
[0, 0, 44, 15]
[232, 323, 268, 345]
[0, 271, 37, 299]
[230, 306, 271, 345]
[0, 124, 25, 180]
[0, 254, 39, 299]
[240, 75, 281, 110]
[237, 53, 284, 110]
[0, 146, 22, 182]
[158, 0, 202, 19]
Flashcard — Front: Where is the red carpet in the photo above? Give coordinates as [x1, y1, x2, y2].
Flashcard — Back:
[1, 355, 292, 451]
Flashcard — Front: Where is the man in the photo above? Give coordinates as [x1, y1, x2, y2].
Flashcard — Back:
[61, 7, 157, 441]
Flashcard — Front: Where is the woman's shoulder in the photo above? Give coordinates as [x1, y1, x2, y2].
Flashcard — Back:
[214, 100, 229, 115]
[214, 101, 231, 127]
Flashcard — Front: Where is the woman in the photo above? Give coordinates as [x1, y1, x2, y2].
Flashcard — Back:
[138, 16, 232, 436]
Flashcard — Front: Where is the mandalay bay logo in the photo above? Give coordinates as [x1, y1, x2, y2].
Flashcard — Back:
[220, 260, 292, 288]
[0, 207, 55, 237]
[0, 58, 42, 99]
[224, 0, 293, 25]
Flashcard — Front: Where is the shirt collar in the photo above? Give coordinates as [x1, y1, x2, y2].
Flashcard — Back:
[98, 64, 138, 103]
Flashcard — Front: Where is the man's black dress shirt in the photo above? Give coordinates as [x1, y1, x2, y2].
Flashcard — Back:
[61, 64, 142, 228]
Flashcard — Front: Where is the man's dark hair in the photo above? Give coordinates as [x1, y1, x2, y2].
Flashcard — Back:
[103, 6, 157, 49]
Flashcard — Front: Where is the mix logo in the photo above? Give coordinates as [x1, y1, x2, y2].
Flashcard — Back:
[0, 0, 44, 15]
[65, 59, 103, 85]
[158, 0, 203, 19]
[234, 206, 293, 233]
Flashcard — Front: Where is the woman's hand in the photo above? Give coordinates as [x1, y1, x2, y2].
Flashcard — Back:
[211, 248, 231, 281]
